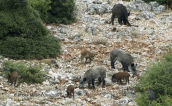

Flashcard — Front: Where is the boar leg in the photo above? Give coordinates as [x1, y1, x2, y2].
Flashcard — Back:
[111, 15, 115, 25]
[10, 78, 14, 86]
[81, 56, 84, 63]
[69, 93, 72, 98]
[122, 63, 127, 71]
[85, 58, 88, 63]
[73, 91, 74, 99]
[16, 77, 18, 86]
[89, 57, 92, 63]
[14, 79, 17, 86]
[97, 77, 101, 86]
[119, 79, 122, 84]
[10, 82, 13, 86]
[111, 60, 115, 69]
[117, 15, 122, 25]
[92, 79, 95, 89]
[14, 77, 18, 86]
[124, 77, 129, 84]
[8, 75, 11, 83]
[102, 78, 105, 88]
[123, 17, 127, 25]
[67, 92, 69, 97]
[127, 77, 129, 84]
[111, 58, 117, 69]
[88, 81, 91, 89]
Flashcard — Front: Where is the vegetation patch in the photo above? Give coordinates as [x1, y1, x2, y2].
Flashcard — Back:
[1, 61, 46, 84]
[135, 48, 172, 105]
[92, 37, 108, 45]
[29, 0, 51, 22]
[0, 0, 61, 59]
[47, 0, 77, 24]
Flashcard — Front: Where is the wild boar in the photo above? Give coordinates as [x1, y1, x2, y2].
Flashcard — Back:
[67, 85, 75, 99]
[111, 71, 130, 84]
[111, 4, 131, 26]
[79, 66, 107, 89]
[147, 88, 156, 102]
[8, 71, 18, 86]
[81, 49, 95, 63]
[140, 88, 156, 102]
[110, 49, 137, 73]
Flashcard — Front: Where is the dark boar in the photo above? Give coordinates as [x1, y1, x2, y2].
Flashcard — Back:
[79, 66, 107, 89]
[67, 85, 75, 99]
[8, 71, 18, 86]
[140, 88, 156, 103]
[147, 88, 156, 102]
[110, 49, 137, 73]
[111, 4, 131, 26]
[111, 71, 130, 84]
[81, 49, 95, 63]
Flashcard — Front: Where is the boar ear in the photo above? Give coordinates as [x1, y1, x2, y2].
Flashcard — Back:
[136, 63, 137, 66]
[131, 63, 134, 67]
[80, 76, 81, 79]
[83, 78, 87, 81]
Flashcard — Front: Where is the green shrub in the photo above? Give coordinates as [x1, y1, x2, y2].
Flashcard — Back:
[1, 61, 46, 83]
[155, 0, 172, 7]
[0, 0, 61, 59]
[135, 51, 172, 105]
[0, 0, 48, 39]
[0, 36, 61, 59]
[135, 93, 172, 106]
[163, 49, 172, 62]
[136, 60, 172, 96]
[47, 0, 76, 24]
[29, 0, 51, 22]
[159, 95, 172, 106]
[142, 0, 172, 8]
[142, 0, 155, 3]
[135, 92, 156, 106]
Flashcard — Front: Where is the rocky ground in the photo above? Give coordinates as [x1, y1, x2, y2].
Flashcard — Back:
[0, 0, 172, 106]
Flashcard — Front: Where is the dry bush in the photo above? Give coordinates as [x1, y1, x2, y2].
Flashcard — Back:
[64, 100, 77, 106]
[92, 37, 108, 45]
[43, 85, 52, 91]
[167, 25, 172, 29]
[130, 30, 143, 37]
[0, 93, 8, 101]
